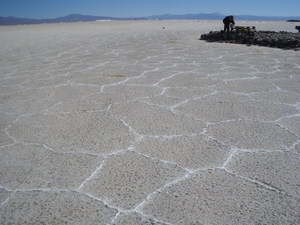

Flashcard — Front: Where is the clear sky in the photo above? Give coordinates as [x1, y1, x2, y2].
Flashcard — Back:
[0, 0, 299, 19]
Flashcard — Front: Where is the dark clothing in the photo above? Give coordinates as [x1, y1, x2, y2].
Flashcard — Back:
[223, 16, 235, 33]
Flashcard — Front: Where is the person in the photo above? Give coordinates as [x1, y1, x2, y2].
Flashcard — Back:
[223, 15, 235, 33]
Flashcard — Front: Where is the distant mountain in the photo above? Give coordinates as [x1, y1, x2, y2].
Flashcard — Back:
[50, 14, 117, 22]
[0, 14, 119, 25]
[0, 16, 38, 25]
[234, 15, 300, 21]
[1, 13, 300, 26]
[147, 12, 224, 20]
[147, 13, 300, 21]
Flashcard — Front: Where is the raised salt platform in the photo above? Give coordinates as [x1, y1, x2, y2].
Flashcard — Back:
[201, 26, 300, 50]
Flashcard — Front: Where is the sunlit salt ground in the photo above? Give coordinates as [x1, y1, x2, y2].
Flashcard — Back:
[0, 20, 299, 224]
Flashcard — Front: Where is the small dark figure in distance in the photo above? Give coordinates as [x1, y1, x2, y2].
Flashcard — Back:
[223, 15, 235, 33]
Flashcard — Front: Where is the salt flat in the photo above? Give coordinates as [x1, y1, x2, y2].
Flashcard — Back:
[0, 20, 299, 224]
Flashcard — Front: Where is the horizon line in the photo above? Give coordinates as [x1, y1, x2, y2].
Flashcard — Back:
[1, 12, 300, 20]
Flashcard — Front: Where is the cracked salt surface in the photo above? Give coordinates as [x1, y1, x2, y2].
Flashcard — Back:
[0, 20, 299, 224]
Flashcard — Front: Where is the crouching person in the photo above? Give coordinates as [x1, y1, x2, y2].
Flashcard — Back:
[223, 15, 235, 33]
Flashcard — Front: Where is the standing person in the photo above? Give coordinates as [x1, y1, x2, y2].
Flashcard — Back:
[223, 15, 235, 33]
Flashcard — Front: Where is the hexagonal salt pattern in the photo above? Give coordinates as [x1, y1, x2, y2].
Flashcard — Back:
[79, 151, 187, 210]
[0, 191, 117, 225]
[214, 78, 276, 93]
[175, 97, 297, 122]
[109, 101, 205, 136]
[271, 77, 300, 94]
[134, 135, 231, 171]
[226, 151, 300, 198]
[250, 91, 300, 105]
[138, 169, 300, 225]
[20, 152, 103, 190]
[1, 21, 299, 224]
[0, 144, 51, 190]
[8, 112, 135, 155]
[206, 120, 298, 150]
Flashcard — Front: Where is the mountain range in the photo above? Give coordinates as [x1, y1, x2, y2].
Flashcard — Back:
[1, 13, 300, 25]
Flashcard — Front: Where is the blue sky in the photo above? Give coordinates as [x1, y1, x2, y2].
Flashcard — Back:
[0, 0, 299, 19]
